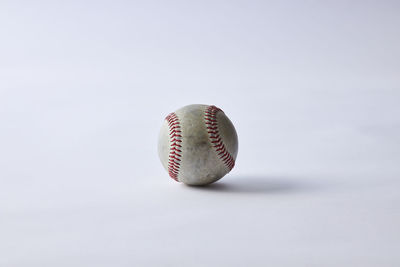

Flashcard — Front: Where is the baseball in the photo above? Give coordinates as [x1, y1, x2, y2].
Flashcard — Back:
[158, 104, 238, 185]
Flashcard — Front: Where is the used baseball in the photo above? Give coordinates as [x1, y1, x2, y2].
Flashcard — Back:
[158, 104, 238, 185]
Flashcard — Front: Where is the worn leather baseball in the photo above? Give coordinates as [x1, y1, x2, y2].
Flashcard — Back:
[158, 104, 238, 185]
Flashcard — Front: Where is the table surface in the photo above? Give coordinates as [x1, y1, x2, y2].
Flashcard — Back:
[1, 1, 399, 266]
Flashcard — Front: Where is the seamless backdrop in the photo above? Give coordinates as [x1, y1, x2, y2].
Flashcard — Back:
[1, 1, 400, 266]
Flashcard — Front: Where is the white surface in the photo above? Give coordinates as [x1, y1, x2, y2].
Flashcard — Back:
[1, 1, 400, 266]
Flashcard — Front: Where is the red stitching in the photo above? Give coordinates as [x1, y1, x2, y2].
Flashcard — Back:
[204, 106, 235, 171]
[165, 112, 182, 182]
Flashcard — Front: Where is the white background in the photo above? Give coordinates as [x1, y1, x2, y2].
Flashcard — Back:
[1, 1, 399, 266]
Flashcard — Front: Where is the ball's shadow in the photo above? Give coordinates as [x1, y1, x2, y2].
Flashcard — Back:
[186, 175, 318, 194]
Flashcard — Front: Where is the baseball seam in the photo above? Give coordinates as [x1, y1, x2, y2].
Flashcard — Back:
[204, 106, 235, 171]
[165, 112, 182, 181]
